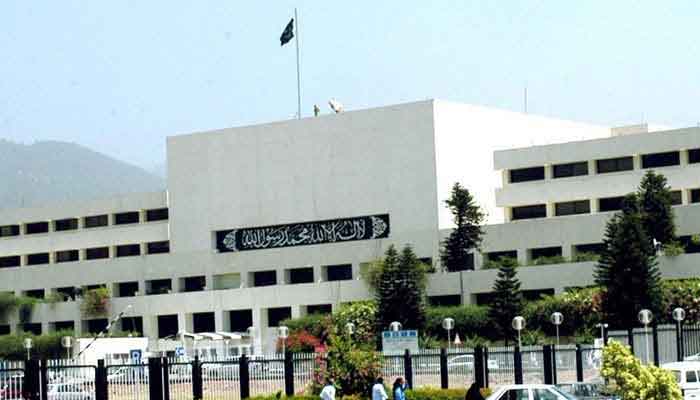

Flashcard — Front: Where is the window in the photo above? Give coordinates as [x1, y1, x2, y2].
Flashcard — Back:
[522, 288, 555, 301]
[553, 161, 588, 178]
[289, 267, 314, 284]
[497, 389, 529, 400]
[116, 244, 141, 257]
[213, 273, 241, 290]
[687, 370, 698, 383]
[689, 148, 700, 164]
[596, 156, 633, 174]
[0, 325, 9, 335]
[146, 208, 169, 222]
[229, 310, 253, 332]
[307, 304, 332, 315]
[117, 281, 139, 297]
[55, 250, 79, 263]
[86, 319, 108, 334]
[114, 211, 140, 225]
[267, 307, 292, 327]
[325, 264, 352, 281]
[429, 295, 461, 306]
[86, 247, 109, 260]
[691, 189, 700, 204]
[24, 289, 45, 300]
[193, 312, 215, 333]
[0, 225, 20, 237]
[52, 321, 75, 332]
[183, 276, 206, 292]
[0, 256, 21, 268]
[27, 252, 50, 265]
[55, 287, 77, 301]
[157, 315, 179, 338]
[599, 196, 625, 212]
[511, 204, 546, 220]
[22, 323, 42, 335]
[530, 247, 562, 259]
[679, 236, 700, 254]
[670, 190, 682, 206]
[147, 279, 172, 295]
[84, 215, 108, 228]
[121, 317, 143, 334]
[253, 271, 277, 287]
[25, 221, 49, 234]
[54, 218, 78, 231]
[486, 250, 517, 262]
[642, 151, 680, 168]
[532, 389, 560, 400]
[575, 243, 605, 255]
[555, 200, 590, 216]
[147, 241, 170, 254]
[509, 166, 545, 183]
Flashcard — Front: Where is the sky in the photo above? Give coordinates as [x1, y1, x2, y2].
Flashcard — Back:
[1, 1, 699, 171]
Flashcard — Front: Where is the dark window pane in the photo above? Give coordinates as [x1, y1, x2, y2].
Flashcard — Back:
[146, 208, 169, 222]
[0, 256, 21, 268]
[486, 250, 518, 261]
[267, 307, 292, 327]
[114, 211, 140, 225]
[596, 157, 634, 174]
[428, 295, 461, 306]
[183, 276, 206, 292]
[691, 189, 700, 204]
[86, 247, 109, 260]
[55, 287, 77, 301]
[193, 312, 215, 333]
[25, 221, 49, 234]
[326, 264, 352, 281]
[679, 236, 700, 254]
[509, 166, 545, 183]
[0, 325, 10, 335]
[0, 225, 20, 237]
[147, 279, 172, 295]
[553, 162, 588, 178]
[289, 267, 314, 284]
[599, 196, 625, 212]
[555, 200, 591, 216]
[575, 243, 605, 255]
[52, 321, 75, 332]
[157, 315, 179, 338]
[27, 253, 50, 265]
[24, 289, 45, 299]
[55, 250, 79, 263]
[642, 151, 680, 169]
[86, 319, 108, 334]
[229, 310, 253, 332]
[689, 149, 700, 164]
[531, 247, 562, 259]
[147, 241, 170, 254]
[54, 218, 78, 231]
[512, 204, 546, 220]
[522, 288, 555, 301]
[22, 323, 42, 335]
[121, 317, 143, 335]
[116, 244, 140, 257]
[670, 190, 682, 206]
[307, 304, 332, 315]
[84, 215, 108, 228]
[118, 281, 139, 297]
[253, 271, 277, 287]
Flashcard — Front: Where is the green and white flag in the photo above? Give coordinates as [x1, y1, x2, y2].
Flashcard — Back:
[280, 18, 294, 46]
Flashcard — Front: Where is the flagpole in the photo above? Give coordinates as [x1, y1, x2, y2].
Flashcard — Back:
[294, 8, 301, 119]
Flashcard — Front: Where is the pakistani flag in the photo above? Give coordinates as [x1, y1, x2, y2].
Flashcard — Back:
[280, 18, 294, 46]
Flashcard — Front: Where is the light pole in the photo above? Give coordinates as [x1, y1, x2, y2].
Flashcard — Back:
[638, 309, 653, 364]
[390, 321, 402, 332]
[278, 326, 289, 354]
[61, 336, 73, 359]
[550, 312, 564, 348]
[512, 316, 525, 348]
[345, 322, 355, 336]
[24, 338, 33, 360]
[442, 318, 455, 352]
[595, 323, 608, 346]
[246, 326, 256, 355]
[673, 307, 686, 361]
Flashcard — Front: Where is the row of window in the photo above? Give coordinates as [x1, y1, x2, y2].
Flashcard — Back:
[0, 241, 170, 269]
[0, 208, 168, 238]
[508, 148, 700, 183]
[511, 188, 700, 220]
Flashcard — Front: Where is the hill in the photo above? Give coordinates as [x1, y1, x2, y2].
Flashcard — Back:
[0, 139, 164, 210]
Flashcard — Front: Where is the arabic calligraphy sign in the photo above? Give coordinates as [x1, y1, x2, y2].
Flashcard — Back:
[215, 214, 390, 253]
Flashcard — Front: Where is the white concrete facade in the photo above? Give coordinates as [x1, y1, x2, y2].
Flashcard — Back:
[1, 100, 699, 353]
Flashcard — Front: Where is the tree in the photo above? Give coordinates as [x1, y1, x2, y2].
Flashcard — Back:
[365, 245, 428, 336]
[488, 256, 522, 344]
[595, 194, 662, 328]
[441, 183, 485, 272]
[638, 170, 676, 246]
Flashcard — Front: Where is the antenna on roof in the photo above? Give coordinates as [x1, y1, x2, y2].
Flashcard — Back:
[523, 87, 528, 114]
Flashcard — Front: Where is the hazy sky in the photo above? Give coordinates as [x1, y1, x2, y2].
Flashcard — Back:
[1, 1, 699, 170]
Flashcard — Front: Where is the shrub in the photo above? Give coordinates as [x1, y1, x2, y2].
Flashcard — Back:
[482, 256, 519, 270]
[425, 305, 490, 340]
[81, 287, 110, 318]
[662, 241, 685, 257]
[529, 255, 567, 266]
[602, 340, 682, 400]
[0, 330, 73, 360]
[334, 301, 377, 344]
[281, 313, 331, 342]
[17, 296, 38, 323]
[0, 293, 19, 321]
[572, 252, 600, 262]
[319, 333, 382, 397]
[661, 279, 700, 323]
[405, 388, 466, 400]
[523, 288, 602, 337]
[278, 330, 322, 353]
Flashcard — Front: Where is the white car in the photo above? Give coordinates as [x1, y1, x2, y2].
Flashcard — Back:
[47, 383, 93, 400]
[447, 355, 500, 370]
[662, 361, 700, 400]
[486, 384, 578, 400]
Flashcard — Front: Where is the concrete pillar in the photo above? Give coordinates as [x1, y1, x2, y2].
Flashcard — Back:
[588, 160, 597, 175]
[554, 287, 566, 295]
[590, 197, 600, 213]
[139, 210, 147, 224]
[41, 321, 50, 335]
[517, 249, 528, 266]
[504, 207, 512, 223]
[681, 149, 689, 166]
[544, 164, 553, 180]
[546, 203, 555, 218]
[502, 170, 509, 186]
[252, 308, 264, 354]
[215, 310, 231, 332]
[474, 252, 484, 270]
[291, 305, 303, 319]
[180, 313, 193, 333]
[143, 316, 158, 340]
[137, 281, 147, 297]
[682, 189, 690, 206]
[313, 266, 324, 283]
[351, 263, 361, 281]
[633, 154, 642, 170]
[562, 245, 573, 261]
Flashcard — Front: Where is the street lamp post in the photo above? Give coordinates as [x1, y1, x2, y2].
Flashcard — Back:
[595, 323, 609, 346]
[24, 338, 33, 360]
[638, 309, 653, 364]
[246, 326, 256, 355]
[278, 326, 289, 354]
[550, 312, 564, 348]
[389, 321, 402, 332]
[512, 316, 526, 348]
[442, 318, 455, 352]
[61, 336, 73, 359]
[345, 322, 355, 336]
[673, 307, 686, 361]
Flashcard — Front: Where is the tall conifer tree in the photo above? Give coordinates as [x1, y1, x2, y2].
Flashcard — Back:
[638, 170, 676, 246]
[488, 257, 522, 344]
[441, 183, 485, 271]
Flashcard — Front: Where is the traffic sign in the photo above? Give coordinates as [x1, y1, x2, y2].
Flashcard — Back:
[130, 349, 142, 363]
[381, 330, 419, 354]
[175, 347, 185, 357]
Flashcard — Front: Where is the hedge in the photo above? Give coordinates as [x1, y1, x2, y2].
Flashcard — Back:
[425, 305, 491, 340]
[248, 387, 473, 400]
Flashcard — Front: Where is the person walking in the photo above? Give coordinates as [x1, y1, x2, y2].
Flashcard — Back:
[372, 377, 388, 400]
[465, 382, 485, 400]
[320, 378, 336, 400]
[392, 377, 406, 400]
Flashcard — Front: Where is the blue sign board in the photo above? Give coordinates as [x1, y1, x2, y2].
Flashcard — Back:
[130, 349, 142, 363]
[381, 330, 419, 354]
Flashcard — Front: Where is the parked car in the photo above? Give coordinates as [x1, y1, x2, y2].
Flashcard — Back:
[556, 382, 620, 400]
[47, 383, 94, 400]
[486, 384, 578, 400]
[662, 361, 700, 400]
[448, 355, 500, 370]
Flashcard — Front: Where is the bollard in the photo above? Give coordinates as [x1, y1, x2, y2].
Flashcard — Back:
[474, 346, 485, 389]
[148, 357, 163, 400]
[403, 350, 414, 389]
[284, 352, 295, 396]
[483, 347, 490, 388]
[575, 345, 584, 382]
[192, 356, 203, 400]
[239, 354, 250, 399]
[439, 348, 448, 389]
[543, 345, 553, 385]
[513, 346, 523, 385]
[96, 359, 108, 400]
[39, 359, 48, 400]
[652, 324, 660, 366]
